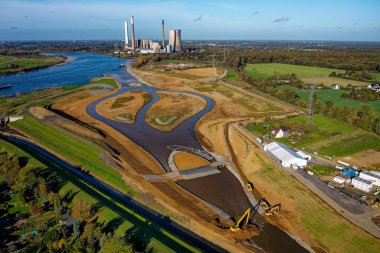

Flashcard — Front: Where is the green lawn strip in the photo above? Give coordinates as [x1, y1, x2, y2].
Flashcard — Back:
[1, 139, 199, 253]
[90, 78, 119, 89]
[308, 166, 337, 176]
[9, 116, 133, 196]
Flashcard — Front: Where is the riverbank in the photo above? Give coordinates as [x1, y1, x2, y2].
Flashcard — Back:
[0, 54, 66, 75]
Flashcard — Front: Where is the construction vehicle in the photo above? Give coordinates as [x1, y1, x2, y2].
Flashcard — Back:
[259, 198, 281, 216]
[230, 208, 251, 232]
[245, 182, 254, 191]
[230, 198, 281, 232]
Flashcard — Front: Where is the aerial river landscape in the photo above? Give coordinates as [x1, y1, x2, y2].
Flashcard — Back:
[1, 52, 308, 253]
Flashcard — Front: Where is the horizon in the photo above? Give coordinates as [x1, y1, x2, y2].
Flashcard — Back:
[1, 0, 380, 41]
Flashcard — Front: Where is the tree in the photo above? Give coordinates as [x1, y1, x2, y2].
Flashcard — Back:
[72, 200, 92, 222]
[48, 192, 61, 211]
[99, 233, 133, 253]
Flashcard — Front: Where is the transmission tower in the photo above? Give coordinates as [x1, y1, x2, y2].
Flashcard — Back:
[306, 66, 317, 122]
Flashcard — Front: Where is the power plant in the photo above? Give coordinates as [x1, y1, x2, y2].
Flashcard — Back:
[123, 16, 183, 54]
[168, 29, 183, 52]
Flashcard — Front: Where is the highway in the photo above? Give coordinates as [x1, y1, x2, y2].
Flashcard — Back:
[0, 134, 227, 253]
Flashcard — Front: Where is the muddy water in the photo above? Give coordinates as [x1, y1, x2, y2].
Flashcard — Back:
[2, 52, 309, 252]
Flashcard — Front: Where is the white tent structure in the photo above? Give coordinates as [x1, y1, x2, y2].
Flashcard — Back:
[264, 142, 308, 168]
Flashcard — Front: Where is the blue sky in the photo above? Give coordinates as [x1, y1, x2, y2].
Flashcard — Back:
[0, 0, 379, 41]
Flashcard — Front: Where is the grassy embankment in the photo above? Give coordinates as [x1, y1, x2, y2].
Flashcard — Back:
[0, 139, 200, 253]
[248, 114, 380, 157]
[9, 116, 133, 195]
[244, 63, 372, 86]
[0, 55, 65, 75]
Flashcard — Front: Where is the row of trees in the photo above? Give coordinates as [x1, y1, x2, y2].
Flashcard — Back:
[341, 89, 380, 102]
[0, 151, 134, 253]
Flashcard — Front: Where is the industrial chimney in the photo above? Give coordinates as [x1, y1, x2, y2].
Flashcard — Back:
[131, 16, 135, 51]
[124, 21, 129, 49]
[161, 19, 165, 48]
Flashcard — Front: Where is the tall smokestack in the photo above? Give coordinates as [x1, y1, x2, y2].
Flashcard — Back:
[161, 19, 165, 48]
[124, 21, 129, 49]
[131, 16, 135, 51]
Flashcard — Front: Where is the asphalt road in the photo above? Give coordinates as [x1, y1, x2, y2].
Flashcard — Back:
[1, 134, 227, 253]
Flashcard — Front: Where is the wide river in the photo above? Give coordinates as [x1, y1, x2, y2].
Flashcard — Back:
[1, 52, 309, 253]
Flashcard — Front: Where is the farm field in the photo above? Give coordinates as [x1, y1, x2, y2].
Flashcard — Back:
[277, 85, 380, 116]
[0, 55, 65, 75]
[244, 63, 370, 86]
[0, 139, 196, 253]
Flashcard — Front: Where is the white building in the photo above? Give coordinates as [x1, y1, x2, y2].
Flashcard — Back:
[296, 151, 312, 161]
[351, 177, 373, 192]
[271, 126, 291, 139]
[264, 142, 308, 168]
[333, 174, 351, 184]
[358, 170, 380, 187]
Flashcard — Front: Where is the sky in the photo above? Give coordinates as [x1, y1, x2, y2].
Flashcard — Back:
[0, 0, 380, 41]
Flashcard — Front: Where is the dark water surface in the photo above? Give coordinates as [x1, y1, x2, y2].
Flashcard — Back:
[2, 52, 309, 253]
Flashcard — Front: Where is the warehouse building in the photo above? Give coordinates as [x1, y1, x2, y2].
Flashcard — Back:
[358, 170, 380, 187]
[264, 142, 308, 168]
[351, 177, 373, 192]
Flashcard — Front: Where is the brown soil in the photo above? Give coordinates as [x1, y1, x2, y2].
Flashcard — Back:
[52, 87, 253, 252]
[146, 91, 206, 131]
[96, 90, 148, 123]
[174, 68, 223, 78]
[173, 152, 210, 170]
[336, 149, 380, 168]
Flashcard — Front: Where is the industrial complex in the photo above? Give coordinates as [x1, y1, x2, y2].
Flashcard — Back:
[123, 16, 182, 54]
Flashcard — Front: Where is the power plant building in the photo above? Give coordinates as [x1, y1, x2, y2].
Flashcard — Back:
[123, 17, 182, 54]
[168, 29, 183, 52]
[124, 21, 129, 49]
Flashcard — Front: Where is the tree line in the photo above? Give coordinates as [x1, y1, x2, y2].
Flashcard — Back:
[0, 149, 134, 253]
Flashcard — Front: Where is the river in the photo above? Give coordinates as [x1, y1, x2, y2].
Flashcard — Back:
[1, 52, 309, 253]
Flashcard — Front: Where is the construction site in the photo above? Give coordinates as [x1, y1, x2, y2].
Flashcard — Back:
[7, 55, 378, 253]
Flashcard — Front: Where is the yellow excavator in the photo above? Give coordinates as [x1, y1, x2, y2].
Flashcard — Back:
[230, 208, 251, 232]
[230, 198, 281, 232]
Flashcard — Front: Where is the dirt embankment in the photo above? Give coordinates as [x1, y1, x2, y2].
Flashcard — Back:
[52, 86, 253, 253]
[173, 152, 210, 170]
[97, 90, 150, 123]
[145, 91, 206, 131]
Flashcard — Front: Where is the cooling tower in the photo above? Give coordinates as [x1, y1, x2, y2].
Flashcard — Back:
[124, 21, 129, 49]
[168, 29, 183, 52]
[131, 16, 135, 51]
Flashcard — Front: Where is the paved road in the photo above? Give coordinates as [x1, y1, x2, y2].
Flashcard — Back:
[233, 124, 380, 239]
[0, 133, 227, 253]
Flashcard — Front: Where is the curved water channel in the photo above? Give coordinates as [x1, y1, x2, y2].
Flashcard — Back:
[1, 52, 309, 253]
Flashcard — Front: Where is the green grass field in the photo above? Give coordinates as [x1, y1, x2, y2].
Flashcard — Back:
[225, 69, 241, 81]
[277, 85, 380, 117]
[0, 139, 199, 253]
[0, 55, 64, 75]
[244, 63, 345, 79]
[10, 116, 133, 196]
[244, 63, 371, 86]
[90, 77, 119, 89]
[247, 114, 380, 157]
